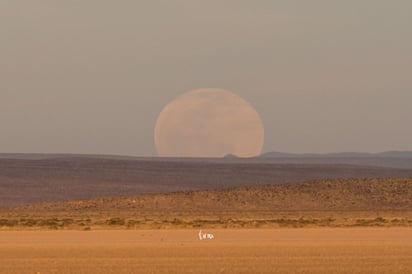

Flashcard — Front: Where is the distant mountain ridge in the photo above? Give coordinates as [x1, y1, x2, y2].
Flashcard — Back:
[0, 153, 142, 160]
[1, 151, 412, 170]
[257, 151, 412, 169]
[1, 151, 412, 160]
[260, 151, 412, 159]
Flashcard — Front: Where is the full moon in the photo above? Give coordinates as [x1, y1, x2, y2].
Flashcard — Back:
[154, 88, 265, 158]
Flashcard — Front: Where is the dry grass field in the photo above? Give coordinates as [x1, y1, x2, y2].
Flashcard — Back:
[2, 210, 412, 230]
[0, 229, 411, 273]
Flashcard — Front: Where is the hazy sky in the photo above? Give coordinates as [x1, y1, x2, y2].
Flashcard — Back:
[1, 1, 411, 156]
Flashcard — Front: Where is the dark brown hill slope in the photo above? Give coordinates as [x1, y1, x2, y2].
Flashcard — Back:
[14, 178, 412, 212]
[2, 158, 412, 207]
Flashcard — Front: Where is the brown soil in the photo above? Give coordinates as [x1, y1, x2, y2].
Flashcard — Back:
[1, 229, 412, 273]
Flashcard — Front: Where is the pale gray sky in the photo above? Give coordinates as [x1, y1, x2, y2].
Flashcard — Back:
[1, 1, 411, 156]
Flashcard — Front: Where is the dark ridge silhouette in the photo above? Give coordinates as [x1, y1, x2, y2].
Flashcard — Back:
[2, 151, 412, 169]
[260, 151, 412, 158]
[1, 157, 412, 207]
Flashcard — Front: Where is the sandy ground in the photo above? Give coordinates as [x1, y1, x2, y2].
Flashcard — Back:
[1, 228, 412, 273]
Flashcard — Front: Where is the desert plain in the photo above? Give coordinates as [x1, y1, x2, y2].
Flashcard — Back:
[1, 229, 412, 273]
[1, 157, 412, 273]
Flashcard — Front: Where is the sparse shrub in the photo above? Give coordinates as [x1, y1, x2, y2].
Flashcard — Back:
[35, 218, 60, 227]
[127, 220, 141, 228]
[375, 217, 386, 223]
[62, 218, 74, 226]
[171, 218, 183, 225]
[0, 219, 18, 227]
[20, 219, 37, 227]
[106, 217, 125, 226]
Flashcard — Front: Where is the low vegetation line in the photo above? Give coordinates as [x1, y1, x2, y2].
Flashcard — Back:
[1, 214, 412, 230]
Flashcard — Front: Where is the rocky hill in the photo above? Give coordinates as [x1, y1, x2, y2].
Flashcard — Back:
[13, 178, 412, 212]
[3, 158, 412, 207]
